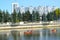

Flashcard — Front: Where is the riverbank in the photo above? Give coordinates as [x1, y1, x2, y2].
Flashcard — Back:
[0, 24, 60, 32]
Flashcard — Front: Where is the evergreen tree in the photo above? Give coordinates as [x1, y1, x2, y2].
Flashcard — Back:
[35, 11, 40, 21]
[2, 11, 5, 23]
[22, 13, 25, 21]
[29, 14, 32, 22]
[47, 12, 54, 21]
[4, 10, 10, 22]
[53, 11, 57, 20]
[23, 10, 31, 21]
[42, 13, 47, 21]
[32, 11, 36, 22]
[47, 12, 51, 21]
[12, 9, 17, 23]
[17, 10, 22, 22]
[0, 10, 2, 23]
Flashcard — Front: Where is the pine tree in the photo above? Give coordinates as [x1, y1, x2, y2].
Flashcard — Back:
[12, 9, 17, 23]
[23, 10, 31, 21]
[32, 11, 36, 22]
[4, 10, 10, 22]
[35, 11, 40, 21]
[2, 11, 5, 23]
[0, 10, 2, 23]
[17, 10, 22, 22]
[42, 13, 47, 21]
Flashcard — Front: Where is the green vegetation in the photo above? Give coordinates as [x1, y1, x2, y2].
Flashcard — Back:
[0, 8, 60, 23]
[46, 8, 60, 21]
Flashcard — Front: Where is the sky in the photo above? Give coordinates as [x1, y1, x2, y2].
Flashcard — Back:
[0, 0, 60, 13]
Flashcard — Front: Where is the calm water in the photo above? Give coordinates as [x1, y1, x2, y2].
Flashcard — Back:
[0, 28, 60, 40]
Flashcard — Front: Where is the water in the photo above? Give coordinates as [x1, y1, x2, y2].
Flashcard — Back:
[0, 28, 60, 40]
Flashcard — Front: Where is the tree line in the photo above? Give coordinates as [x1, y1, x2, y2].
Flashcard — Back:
[0, 8, 60, 23]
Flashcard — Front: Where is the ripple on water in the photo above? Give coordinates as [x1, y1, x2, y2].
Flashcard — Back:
[0, 28, 60, 40]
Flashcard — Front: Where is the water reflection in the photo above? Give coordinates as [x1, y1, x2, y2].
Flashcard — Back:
[0, 34, 7, 40]
[11, 30, 20, 40]
[0, 28, 60, 40]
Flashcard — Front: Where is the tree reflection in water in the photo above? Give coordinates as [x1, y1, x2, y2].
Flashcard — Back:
[0, 34, 7, 40]
[0, 28, 60, 40]
[11, 30, 20, 40]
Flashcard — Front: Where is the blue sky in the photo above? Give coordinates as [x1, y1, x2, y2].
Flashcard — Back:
[0, 0, 60, 13]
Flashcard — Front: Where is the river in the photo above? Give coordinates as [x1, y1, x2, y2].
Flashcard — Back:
[0, 28, 60, 40]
